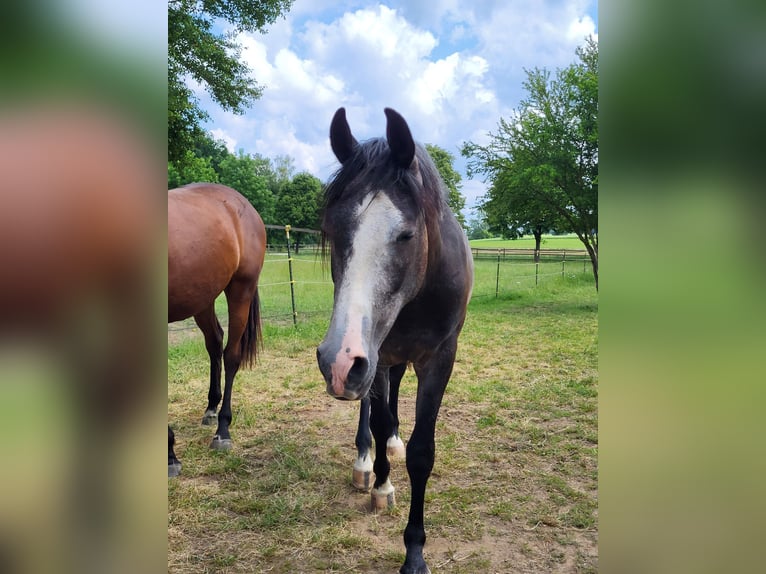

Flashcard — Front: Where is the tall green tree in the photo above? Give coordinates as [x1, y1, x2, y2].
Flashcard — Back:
[193, 133, 231, 174]
[217, 150, 276, 222]
[168, 0, 293, 164]
[425, 144, 467, 229]
[466, 216, 492, 240]
[482, 171, 567, 261]
[463, 38, 598, 287]
[275, 172, 322, 252]
[266, 154, 296, 197]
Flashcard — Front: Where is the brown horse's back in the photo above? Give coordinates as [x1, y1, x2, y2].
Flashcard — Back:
[168, 183, 266, 323]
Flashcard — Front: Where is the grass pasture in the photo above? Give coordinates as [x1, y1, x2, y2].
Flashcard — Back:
[469, 234, 586, 251]
[168, 255, 598, 573]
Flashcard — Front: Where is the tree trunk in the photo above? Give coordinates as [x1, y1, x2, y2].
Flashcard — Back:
[584, 242, 598, 291]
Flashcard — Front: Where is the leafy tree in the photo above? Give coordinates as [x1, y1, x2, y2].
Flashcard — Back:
[275, 172, 322, 252]
[217, 150, 276, 222]
[462, 38, 598, 287]
[266, 154, 296, 197]
[482, 171, 567, 261]
[193, 133, 231, 174]
[168, 151, 218, 189]
[425, 144, 467, 229]
[466, 216, 492, 240]
[168, 0, 293, 164]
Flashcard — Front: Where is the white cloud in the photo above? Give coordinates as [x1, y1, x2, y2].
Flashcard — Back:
[197, 0, 597, 203]
[567, 16, 598, 43]
[209, 129, 237, 153]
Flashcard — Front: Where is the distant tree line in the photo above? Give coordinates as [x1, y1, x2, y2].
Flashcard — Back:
[168, 132, 321, 251]
[169, 131, 470, 251]
[168, 3, 596, 285]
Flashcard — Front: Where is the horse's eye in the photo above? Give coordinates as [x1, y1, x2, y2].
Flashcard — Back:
[396, 231, 414, 243]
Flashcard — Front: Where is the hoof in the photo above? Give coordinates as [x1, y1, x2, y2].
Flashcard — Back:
[386, 436, 406, 459]
[352, 468, 374, 491]
[168, 462, 182, 478]
[210, 436, 232, 451]
[201, 411, 217, 426]
[371, 480, 395, 511]
[400, 552, 431, 574]
[353, 454, 374, 491]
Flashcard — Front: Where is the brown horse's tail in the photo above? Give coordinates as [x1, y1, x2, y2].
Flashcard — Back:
[239, 287, 262, 369]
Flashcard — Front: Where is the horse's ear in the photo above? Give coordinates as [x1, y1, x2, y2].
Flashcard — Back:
[330, 107, 358, 164]
[384, 108, 415, 169]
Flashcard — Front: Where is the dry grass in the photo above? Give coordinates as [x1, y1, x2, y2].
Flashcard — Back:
[168, 274, 597, 573]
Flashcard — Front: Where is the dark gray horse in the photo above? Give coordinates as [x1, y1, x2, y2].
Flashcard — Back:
[317, 107, 473, 574]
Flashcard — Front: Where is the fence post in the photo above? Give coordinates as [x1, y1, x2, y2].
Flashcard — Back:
[535, 261, 539, 286]
[285, 225, 297, 326]
[495, 251, 500, 298]
[562, 251, 567, 278]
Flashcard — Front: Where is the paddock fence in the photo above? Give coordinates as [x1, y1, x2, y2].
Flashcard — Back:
[168, 225, 594, 333]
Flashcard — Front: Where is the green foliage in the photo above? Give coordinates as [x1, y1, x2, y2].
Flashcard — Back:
[167, 150, 218, 189]
[168, 0, 294, 163]
[218, 150, 276, 221]
[275, 172, 323, 248]
[462, 38, 598, 286]
[275, 173, 322, 228]
[166, 128, 300, 225]
[268, 155, 296, 196]
[425, 144, 467, 229]
[193, 133, 231, 173]
[466, 217, 492, 240]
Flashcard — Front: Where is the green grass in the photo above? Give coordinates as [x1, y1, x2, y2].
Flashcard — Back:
[470, 233, 586, 250]
[228, 250, 595, 325]
[168, 256, 598, 573]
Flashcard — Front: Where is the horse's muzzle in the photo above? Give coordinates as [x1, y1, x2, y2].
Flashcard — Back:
[316, 345, 372, 401]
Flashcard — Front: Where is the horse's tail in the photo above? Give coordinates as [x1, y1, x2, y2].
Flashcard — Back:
[239, 287, 262, 368]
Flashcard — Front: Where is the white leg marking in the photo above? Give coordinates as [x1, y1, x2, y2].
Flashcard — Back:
[371, 478, 396, 510]
[386, 435, 406, 459]
[353, 452, 374, 473]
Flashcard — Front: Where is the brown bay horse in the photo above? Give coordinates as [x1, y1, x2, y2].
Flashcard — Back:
[168, 183, 266, 476]
[317, 108, 474, 574]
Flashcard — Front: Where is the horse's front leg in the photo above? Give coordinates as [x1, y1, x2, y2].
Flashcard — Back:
[401, 340, 457, 574]
[369, 367, 396, 510]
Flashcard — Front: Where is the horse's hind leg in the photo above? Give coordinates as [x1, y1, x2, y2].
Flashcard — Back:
[168, 426, 182, 477]
[353, 397, 374, 490]
[194, 304, 224, 425]
[386, 363, 407, 459]
[211, 280, 254, 450]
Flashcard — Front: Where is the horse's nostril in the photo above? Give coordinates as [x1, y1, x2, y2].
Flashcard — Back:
[348, 356, 369, 382]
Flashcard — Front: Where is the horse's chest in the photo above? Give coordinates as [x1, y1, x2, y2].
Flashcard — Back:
[379, 309, 452, 363]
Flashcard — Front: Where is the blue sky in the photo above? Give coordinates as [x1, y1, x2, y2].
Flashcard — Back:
[194, 0, 598, 216]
